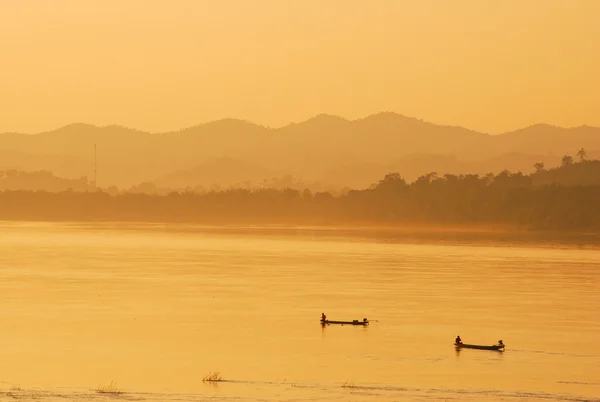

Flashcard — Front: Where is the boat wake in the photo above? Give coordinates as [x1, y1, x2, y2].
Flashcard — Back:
[509, 348, 598, 358]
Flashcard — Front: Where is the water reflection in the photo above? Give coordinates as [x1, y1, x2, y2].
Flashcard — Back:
[0, 222, 598, 401]
[36, 222, 600, 251]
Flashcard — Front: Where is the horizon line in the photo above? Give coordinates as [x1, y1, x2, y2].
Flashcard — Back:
[1, 111, 598, 136]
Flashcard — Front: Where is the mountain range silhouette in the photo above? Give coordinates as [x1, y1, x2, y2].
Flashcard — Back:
[1, 112, 598, 190]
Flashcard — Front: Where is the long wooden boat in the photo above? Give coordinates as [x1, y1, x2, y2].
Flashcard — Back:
[454, 342, 505, 351]
[321, 319, 369, 326]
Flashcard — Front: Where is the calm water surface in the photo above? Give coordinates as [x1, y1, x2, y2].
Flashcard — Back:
[0, 222, 599, 401]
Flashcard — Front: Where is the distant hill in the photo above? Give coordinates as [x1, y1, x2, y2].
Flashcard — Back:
[154, 157, 278, 190]
[0, 169, 90, 192]
[0, 149, 89, 178]
[1, 113, 599, 189]
[490, 124, 600, 156]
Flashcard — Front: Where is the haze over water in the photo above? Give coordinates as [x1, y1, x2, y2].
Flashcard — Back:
[2, 2, 600, 401]
[1, 223, 598, 401]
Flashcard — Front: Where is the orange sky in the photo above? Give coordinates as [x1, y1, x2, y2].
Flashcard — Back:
[1, 0, 599, 134]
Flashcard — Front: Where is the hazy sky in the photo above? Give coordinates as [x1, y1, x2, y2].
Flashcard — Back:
[1, 0, 599, 134]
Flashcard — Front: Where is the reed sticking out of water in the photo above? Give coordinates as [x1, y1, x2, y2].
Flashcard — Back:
[2, 385, 25, 399]
[93, 381, 124, 394]
[202, 371, 224, 382]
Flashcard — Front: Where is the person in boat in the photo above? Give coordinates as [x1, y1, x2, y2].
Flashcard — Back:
[498, 340, 504, 346]
[321, 313, 326, 321]
[455, 335, 462, 344]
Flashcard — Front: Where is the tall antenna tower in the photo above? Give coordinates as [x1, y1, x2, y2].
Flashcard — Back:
[94, 143, 97, 189]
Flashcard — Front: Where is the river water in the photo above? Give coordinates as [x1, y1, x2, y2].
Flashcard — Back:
[0, 223, 599, 401]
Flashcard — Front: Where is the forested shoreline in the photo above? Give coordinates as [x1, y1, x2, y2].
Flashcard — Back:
[1, 165, 600, 232]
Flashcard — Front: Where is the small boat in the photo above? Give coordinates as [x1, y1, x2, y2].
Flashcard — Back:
[321, 319, 369, 326]
[455, 342, 505, 351]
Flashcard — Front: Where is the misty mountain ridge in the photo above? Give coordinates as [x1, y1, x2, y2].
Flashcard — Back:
[153, 157, 277, 190]
[1, 112, 599, 189]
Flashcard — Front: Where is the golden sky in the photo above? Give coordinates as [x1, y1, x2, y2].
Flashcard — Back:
[1, 0, 598, 134]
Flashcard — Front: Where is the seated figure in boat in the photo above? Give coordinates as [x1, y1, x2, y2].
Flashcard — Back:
[321, 313, 327, 321]
[498, 340, 504, 346]
[455, 335, 462, 344]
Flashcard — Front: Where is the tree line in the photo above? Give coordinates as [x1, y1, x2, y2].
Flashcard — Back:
[1, 158, 600, 232]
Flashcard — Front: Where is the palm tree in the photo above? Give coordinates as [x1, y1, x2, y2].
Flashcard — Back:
[576, 148, 587, 162]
